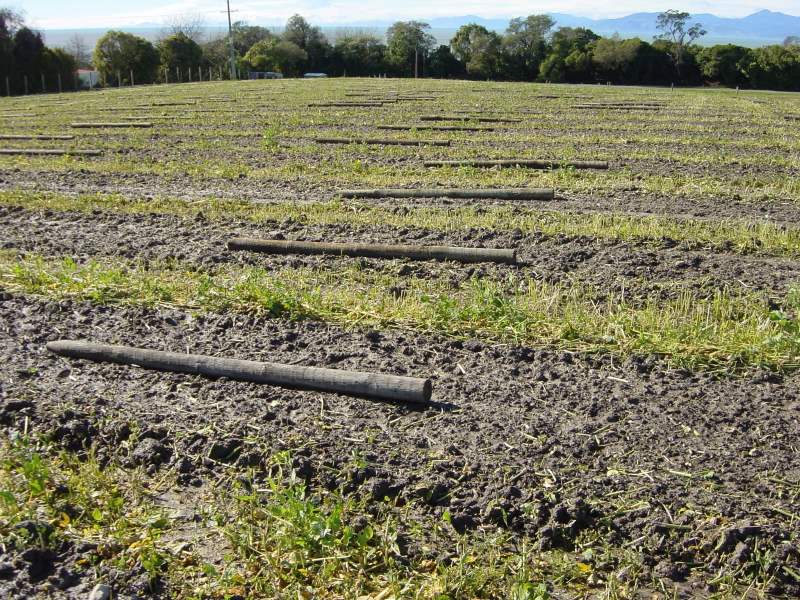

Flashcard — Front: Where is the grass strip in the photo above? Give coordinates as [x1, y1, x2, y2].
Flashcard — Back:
[0, 434, 644, 598]
[1, 252, 798, 372]
[1, 189, 799, 258]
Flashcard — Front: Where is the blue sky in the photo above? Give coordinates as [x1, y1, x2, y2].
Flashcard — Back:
[12, 0, 800, 29]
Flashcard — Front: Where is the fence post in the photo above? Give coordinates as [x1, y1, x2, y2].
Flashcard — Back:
[24, 75, 28, 94]
[40, 72, 46, 93]
[209, 66, 212, 81]
[130, 70, 134, 86]
[177, 66, 181, 82]
[117, 71, 121, 87]
[5, 76, 9, 97]
[219, 67, 222, 80]
[57, 73, 62, 93]
[74, 72, 79, 91]
[188, 67, 192, 82]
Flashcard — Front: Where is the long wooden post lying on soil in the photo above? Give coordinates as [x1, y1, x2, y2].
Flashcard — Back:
[0, 134, 75, 140]
[573, 105, 660, 111]
[424, 159, 609, 170]
[228, 238, 517, 264]
[70, 122, 153, 128]
[339, 188, 554, 201]
[420, 115, 521, 123]
[377, 125, 495, 132]
[314, 137, 451, 147]
[47, 340, 432, 404]
[0, 148, 102, 156]
[308, 102, 384, 107]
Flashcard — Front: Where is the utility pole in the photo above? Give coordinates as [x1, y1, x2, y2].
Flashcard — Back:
[225, 0, 238, 80]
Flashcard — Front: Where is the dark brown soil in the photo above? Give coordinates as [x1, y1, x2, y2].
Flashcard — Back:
[3, 168, 800, 223]
[1, 205, 799, 299]
[1, 294, 798, 597]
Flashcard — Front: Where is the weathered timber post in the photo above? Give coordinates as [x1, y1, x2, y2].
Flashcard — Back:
[23, 75, 28, 94]
[40, 72, 45, 93]
[57, 73, 62, 93]
[130, 70, 134, 86]
[228, 238, 517, 264]
[339, 188, 554, 201]
[47, 340, 433, 404]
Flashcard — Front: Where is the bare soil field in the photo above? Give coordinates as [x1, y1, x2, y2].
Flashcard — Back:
[0, 79, 798, 599]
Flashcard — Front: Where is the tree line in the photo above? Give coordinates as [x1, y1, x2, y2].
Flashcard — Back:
[2, 8, 800, 93]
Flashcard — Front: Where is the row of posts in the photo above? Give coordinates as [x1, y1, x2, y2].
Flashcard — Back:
[2, 65, 238, 97]
[4, 72, 75, 96]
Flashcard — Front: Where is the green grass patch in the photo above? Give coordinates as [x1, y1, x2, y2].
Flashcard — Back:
[0, 434, 642, 598]
[1, 251, 798, 372]
[2, 189, 799, 258]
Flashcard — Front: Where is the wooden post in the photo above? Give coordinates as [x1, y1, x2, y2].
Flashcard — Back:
[219, 67, 222, 80]
[338, 188, 554, 201]
[419, 115, 521, 123]
[377, 125, 494, 132]
[209, 66, 212, 81]
[130, 70, 134, 86]
[70, 122, 153, 128]
[47, 340, 432, 404]
[314, 137, 450, 147]
[228, 238, 517, 264]
[40, 72, 46, 93]
[188, 67, 192, 82]
[0, 134, 75, 140]
[4, 76, 9, 97]
[177, 66, 181, 83]
[117, 71, 121, 88]
[424, 159, 609, 170]
[0, 149, 102, 156]
[57, 73, 62, 93]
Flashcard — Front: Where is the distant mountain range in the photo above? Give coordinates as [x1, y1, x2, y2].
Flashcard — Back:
[421, 10, 799, 45]
[41, 10, 799, 49]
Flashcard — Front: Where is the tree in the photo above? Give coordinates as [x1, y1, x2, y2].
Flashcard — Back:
[540, 27, 598, 82]
[427, 45, 464, 78]
[591, 35, 643, 84]
[12, 27, 45, 88]
[655, 10, 706, 79]
[64, 34, 91, 68]
[41, 47, 76, 89]
[230, 22, 275, 56]
[93, 30, 159, 85]
[331, 34, 386, 76]
[451, 24, 502, 79]
[158, 33, 203, 76]
[741, 45, 800, 91]
[697, 44, 751, 87]
[502, 15, 555, 80]
[283, 14, 330, 71]
[162, 13, 206, 42]
[385, 21, 436, 76]
[242, 39, 307, 76]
